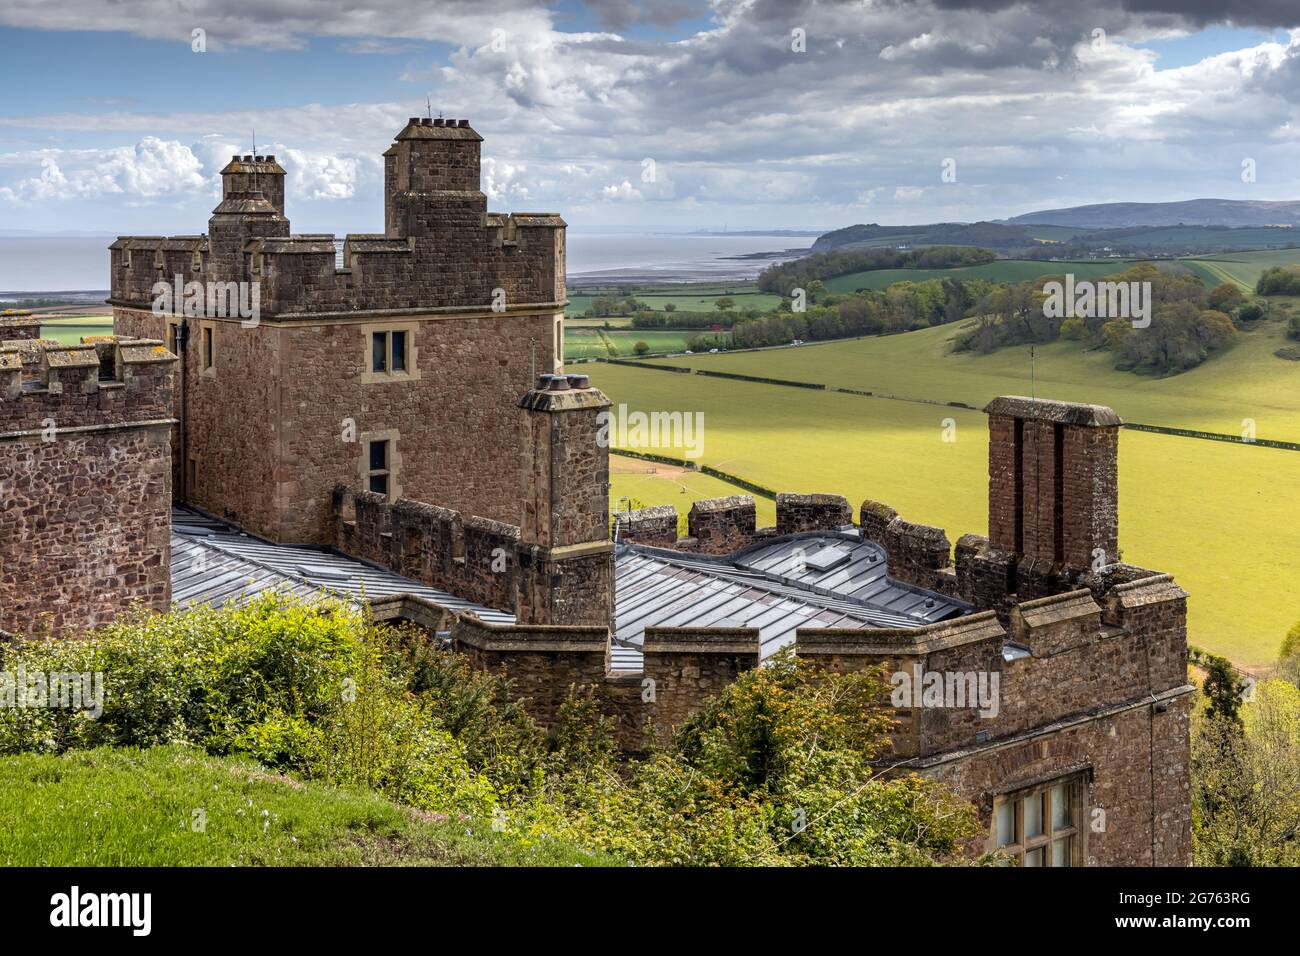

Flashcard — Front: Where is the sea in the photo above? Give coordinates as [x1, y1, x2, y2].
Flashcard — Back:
[0, 231, 816, 299]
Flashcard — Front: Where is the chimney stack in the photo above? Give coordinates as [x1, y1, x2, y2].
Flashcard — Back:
[985, 396, 1121, 569]
[514, 379, 613, 627]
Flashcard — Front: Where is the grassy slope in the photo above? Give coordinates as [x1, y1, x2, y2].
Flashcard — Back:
[0, 745, 613, 866]
[1180, 249, 1300, 291]
[644, 307, 1300, 442]
[590, 360, 1300, 670]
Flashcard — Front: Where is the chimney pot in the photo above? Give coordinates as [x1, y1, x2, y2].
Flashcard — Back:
[255, 155, 265, 162]
[243, 154, 253, 162]
[420, 117, 432, 126]
[231, 154, 241, 163]
[408, 116, 420, 125]
[458, 119, 470, 128]
[566, 374, 589, 389]
[546, 375, 570, 391]
[265, 154, 275, 163]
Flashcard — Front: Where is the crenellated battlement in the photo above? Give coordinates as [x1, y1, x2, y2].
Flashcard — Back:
[0, 336, 176, 435]
[109, 119, 565, 320]
[0, 310, 41, 341]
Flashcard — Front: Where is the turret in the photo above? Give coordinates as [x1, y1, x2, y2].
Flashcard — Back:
[384, 117, 486, 238]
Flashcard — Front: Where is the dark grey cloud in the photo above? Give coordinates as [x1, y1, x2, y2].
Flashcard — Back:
[580, 0, 704, 30]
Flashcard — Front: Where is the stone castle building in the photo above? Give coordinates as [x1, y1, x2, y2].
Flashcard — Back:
[0, 121, 1192, 866]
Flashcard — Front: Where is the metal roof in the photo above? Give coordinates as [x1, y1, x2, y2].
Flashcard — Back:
[169, 506, 515, 625]
[612, 530, 970, 672]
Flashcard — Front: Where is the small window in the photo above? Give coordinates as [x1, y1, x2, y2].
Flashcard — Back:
[167, 322, 179, 354]
[992, 775, 1083, 867]
[186, 457, 197, 493]
[251, 252, 263, 276]
[122, 249, 132, 270]
[366, 439, 390, 497]
[201, 326, 214, 371]
[370, 329, 411, 375]
[192, 250, 203, 273]
[392, 330, 406, 372]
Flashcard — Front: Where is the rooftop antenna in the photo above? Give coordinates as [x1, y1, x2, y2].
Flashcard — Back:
[250, 127, 259, 196]
[1029, 345, 1036, 399]
[426, 95, 433, 121]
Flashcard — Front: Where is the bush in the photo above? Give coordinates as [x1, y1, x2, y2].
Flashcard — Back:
[633, 341, 650, 355]
[0, 595, 498, 816]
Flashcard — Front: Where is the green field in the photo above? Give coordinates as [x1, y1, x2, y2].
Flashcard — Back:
[823, 258, 1147, 294]
[567, 288, 780, 316]
[1179, 249, 1300, 291]
[611, 451, 776, 532]
[645, 305, 1300, 442]
[0, 745, 610, 866]
[566, 327, 728, 360]
[40, 317, 113, 344]
[593, 354, 1300, 671]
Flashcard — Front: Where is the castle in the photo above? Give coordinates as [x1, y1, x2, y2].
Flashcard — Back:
[0, 120, 1192, 866]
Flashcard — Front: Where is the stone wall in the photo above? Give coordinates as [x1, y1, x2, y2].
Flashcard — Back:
[792, 573, 1192, 865]
[333, 486, 519, 613]
[775, 492, 852, 535]
[0, 338, 176, 637]
[115, 305, 559, 543]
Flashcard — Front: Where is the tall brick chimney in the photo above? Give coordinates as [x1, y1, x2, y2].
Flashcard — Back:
[985, 396, 1122, 569]
[515, 373, 614, 627]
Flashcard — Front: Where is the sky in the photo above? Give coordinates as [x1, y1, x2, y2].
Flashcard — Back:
[1, 0, 1299, 235]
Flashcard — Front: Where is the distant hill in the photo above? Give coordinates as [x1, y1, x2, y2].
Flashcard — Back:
[810, 221, 1034, 254]
[1004, 198, 1300, 229]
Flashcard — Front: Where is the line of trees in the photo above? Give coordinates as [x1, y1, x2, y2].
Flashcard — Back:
[756, 244, 997, 295]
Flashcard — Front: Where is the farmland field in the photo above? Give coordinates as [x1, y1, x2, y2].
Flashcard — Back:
[565, 327, 728, 360]
[644, 305, 1300, 442]
[823, 258, 1146, 294]
[1179, 248, 1300, 291]
[593, 358, 1300, 671]
[611, 452, 776, 533]
[40, 316, 113, 344]
[567, 287, 780, 316]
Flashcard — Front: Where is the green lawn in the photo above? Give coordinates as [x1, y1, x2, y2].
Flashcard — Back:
[590, 360, 1300, 671]
[0, 745, 613, 866]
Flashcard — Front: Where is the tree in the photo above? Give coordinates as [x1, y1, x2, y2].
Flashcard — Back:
[1207, 283, 1245, 313]
[1193, 679, 1300, 866]
[664, 303, 676, 312]
[1279, 621, 1300, 687]
[633, 341, 650, 356]
[715, 297, 736, 311]
[1201, 654, 1244, 724]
